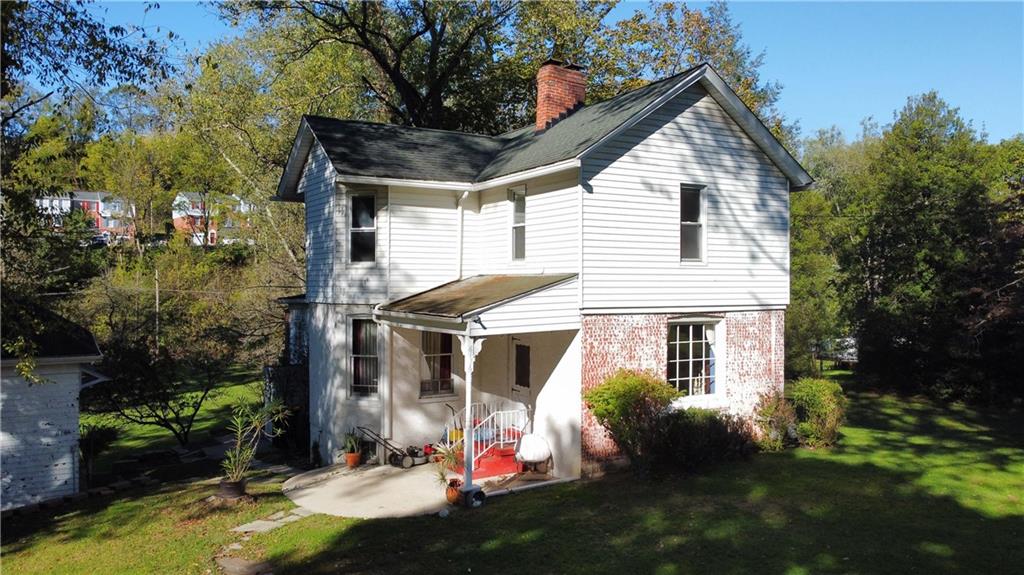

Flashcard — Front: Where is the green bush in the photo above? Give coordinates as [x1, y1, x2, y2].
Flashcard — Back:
[656, 408, 754, 471]
[753, 391, 797, 452]
[584, 369, 680, 473]
[791, 378, 847, 447]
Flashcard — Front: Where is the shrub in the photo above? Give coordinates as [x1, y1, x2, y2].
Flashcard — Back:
[791, 378, 847, 448]
[584, 369, 680, 473]
[656, 408, 754, 471]
[753, 391, 797, 452]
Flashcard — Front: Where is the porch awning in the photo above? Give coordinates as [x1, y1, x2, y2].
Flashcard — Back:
[374, 273, 579, 335]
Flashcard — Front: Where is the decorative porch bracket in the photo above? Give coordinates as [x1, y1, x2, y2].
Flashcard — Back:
[458, 333, 484, 493]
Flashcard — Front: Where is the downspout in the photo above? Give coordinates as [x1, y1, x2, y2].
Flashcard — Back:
[456, 189, 470, 279]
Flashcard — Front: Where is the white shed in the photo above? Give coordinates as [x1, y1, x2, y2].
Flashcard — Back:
[1, 314, 102, 510]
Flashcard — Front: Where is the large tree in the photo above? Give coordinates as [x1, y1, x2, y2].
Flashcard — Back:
[1, 0, 166, 126]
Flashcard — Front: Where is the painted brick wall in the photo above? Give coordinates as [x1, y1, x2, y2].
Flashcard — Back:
[580, 310, 784, 472]
[1, 365, 81, 509]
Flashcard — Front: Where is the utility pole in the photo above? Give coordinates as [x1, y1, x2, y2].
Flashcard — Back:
[154, 267, 160, 348]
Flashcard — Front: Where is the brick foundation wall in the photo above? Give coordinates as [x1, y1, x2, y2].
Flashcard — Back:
[580, 310, 785, 474]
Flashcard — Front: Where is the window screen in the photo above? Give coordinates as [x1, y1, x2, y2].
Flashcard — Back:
[351, 319, 378, 396]
[350, 195, 376, 262]
[680, 186, 703, 261]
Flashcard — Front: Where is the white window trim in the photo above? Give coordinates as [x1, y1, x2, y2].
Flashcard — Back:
[348, 192, 377, 265]
[679, 184, 709, 266]
[667, 316, 728, 410]
[347, 315, 381, 400]
[509, 185, 526, 262]
[419, 332, 456, 399]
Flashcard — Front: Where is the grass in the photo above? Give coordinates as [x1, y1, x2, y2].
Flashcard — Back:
[237, 370, 1023, 574]
[80, 366, 262, 479]
[4, 370, 1022, 574]
[1, 481, 293, 575]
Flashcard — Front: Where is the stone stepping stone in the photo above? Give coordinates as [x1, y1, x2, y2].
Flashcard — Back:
[278, 514, 302, 524]
[231, 520, 282, 533]
[266, 511, 288, 521]
[290, 507, 317, 517]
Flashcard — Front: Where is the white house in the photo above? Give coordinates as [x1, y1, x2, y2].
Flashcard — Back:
[274, 61, 812, 490]
[0, 310, 103, 510]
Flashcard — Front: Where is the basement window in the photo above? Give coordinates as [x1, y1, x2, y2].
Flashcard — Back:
[421, 332, 454, 398]
[350, 195, 376, 262]
[667, 322, 717, 396]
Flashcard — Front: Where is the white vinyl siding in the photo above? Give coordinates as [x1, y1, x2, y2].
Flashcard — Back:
[302, 143, 338, 303]
[474, 278, 580, 336]
[388, 187, 460, 299]
[581, 84, 790, 310]
[470, 170, 580, 275]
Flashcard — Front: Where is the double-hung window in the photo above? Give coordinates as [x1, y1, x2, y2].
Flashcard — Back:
[350, 195, 376, 262]
[667, 322, 716, 396]
[420, 332, 454, 397]
[510, 186, 526, 260]
[351, 319, 379, 396]
[680, 185, 704, 261]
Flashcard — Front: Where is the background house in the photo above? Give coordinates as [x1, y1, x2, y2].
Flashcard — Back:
[0, 309, 103, 510]
[35, 190, 135, 244]
[276, 60, 811, 483]
[172, 192, 254, 246]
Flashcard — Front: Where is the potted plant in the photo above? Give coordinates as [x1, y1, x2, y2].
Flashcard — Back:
[433, 441, 463, 504]
[342, 431, 362, 469]
[219, 400, 290, 500]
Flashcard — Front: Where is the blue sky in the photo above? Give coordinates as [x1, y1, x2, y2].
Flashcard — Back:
[94, 1, 1023, 142]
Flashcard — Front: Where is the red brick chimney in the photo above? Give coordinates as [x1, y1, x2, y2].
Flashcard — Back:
[535, 59, 586, 132]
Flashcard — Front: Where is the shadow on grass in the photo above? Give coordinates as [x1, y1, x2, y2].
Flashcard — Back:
[260, 456, 1023, 575]
[255, 386, 1024, 575]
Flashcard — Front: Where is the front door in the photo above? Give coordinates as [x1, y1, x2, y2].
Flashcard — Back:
[511, 342, 530, 406]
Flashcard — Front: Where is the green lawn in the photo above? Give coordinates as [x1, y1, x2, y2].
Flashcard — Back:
[81, 367, 262, 479]
[4, 372, 1022, 574]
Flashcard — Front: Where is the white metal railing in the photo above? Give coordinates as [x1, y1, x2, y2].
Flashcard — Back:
[442, 402, 530, 467]
[470, 408, 529, 466]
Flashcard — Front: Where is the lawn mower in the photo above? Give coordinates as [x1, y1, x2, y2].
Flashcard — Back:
[355, 426, 430, 469]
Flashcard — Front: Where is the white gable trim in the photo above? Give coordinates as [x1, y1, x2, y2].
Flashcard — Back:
[578, 65, 813, 190]
[335, 158, 581, 193]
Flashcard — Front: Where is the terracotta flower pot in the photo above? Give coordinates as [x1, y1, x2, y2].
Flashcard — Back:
[218, 478, 247, 499]
[445, 480, 463, 505]
[345, 452, 361, 469]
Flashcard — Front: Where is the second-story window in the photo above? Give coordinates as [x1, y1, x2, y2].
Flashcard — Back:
[510, 186, 526, 260]
[350, 195, 376, 262]
[680, 185, 704, 261]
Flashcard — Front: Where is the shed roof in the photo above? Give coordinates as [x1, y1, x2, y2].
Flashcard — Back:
[1, 301, 102, 364]
[378, 274, 577, 320]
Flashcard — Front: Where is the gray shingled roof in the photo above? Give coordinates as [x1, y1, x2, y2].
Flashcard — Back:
[303, 66, 703, 185]
[304, 116, 503, 183]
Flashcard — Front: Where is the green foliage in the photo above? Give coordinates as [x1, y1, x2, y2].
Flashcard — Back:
[432, 441, 463, 487]
[342, 431, 361, 454]
[221, 400, 290, 482]
[584, 369, 680, 473]
[655, 408, 754, 471]
[753, 391, 797, 452]
[791, 378, 847, 448]
[78, 420, 120, 487]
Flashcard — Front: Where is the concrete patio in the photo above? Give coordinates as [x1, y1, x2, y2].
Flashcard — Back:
[282, 463, 447, 518]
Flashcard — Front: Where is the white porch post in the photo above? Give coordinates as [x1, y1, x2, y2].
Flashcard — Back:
[458, 333, 483, 491]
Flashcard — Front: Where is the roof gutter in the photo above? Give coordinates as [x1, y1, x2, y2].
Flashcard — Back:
[336, 158, 581, 193]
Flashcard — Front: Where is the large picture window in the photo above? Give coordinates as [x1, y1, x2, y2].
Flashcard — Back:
[510, 186, 526, 260]
[350, 195, 376, 262]
[667, 323, 716, 396]
[421, 332, 454, 397]
[680, 185, 704, 261]
[351, 319, 379, 396]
